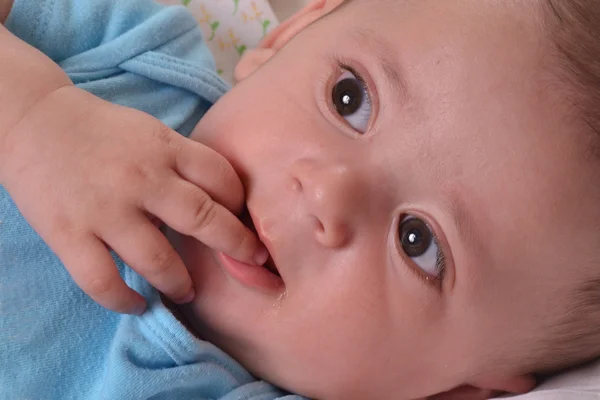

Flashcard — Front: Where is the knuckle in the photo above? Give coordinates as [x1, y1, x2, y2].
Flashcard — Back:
[190, 195, 218, 231]
[232, 227, 254, 254]
[148, 248, 179, 278]
[124, 164, 150, 182]
[118, 164, 160, 195]
[212, 155, 233, 179]
[84, 275, 115, 299]
[172, 142, 185, 157]
[214, 158, 240, 190]
[152, 124, 175, 147]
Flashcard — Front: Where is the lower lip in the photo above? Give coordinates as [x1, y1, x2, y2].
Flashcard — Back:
[217, 252, 284, 293]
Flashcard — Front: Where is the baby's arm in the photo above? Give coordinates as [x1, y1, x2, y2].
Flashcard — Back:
[0, 1, 267, 315]
[0, 0, 10, 27]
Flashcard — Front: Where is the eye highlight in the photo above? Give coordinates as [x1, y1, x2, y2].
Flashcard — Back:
[331, 68, 373, 134]
[397, 216, 445, 282]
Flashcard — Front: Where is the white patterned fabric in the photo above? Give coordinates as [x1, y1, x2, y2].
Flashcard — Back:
[157, 0, 280, 83]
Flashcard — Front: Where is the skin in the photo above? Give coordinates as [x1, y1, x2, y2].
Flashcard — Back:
[0, 0, 10, 24]
[0, 0, 267, 314]
[168, 0, 600, 399]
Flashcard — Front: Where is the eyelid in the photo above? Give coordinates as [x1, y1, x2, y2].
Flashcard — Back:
[338, 63, 366, 89]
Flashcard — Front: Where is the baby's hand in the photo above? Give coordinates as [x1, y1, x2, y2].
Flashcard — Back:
[0, 86, 266, 315]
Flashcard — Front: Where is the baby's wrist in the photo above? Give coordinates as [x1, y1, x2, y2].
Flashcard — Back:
[0, 82, 75, 184]
[0, 26, 73, 183]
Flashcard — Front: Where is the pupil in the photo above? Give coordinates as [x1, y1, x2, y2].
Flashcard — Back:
[333, 78, 363, 116]
[400, 218, 432, 258]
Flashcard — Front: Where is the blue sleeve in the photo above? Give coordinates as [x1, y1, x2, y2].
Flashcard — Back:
[94, 269, 307, 400]
[5, 0, 229, 135]
[0, 2, 293, 398]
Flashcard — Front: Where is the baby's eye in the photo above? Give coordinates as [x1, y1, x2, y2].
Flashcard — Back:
[332, 69, 372, 134]
[398, 216, 445, 280]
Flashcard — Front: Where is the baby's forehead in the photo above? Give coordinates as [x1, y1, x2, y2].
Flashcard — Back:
[329, 0, 546, 37]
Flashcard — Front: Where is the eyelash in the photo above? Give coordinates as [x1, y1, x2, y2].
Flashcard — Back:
[336, 61, 372, 102]
[337, 62, 369, 93]
[411, 238, 446, 287]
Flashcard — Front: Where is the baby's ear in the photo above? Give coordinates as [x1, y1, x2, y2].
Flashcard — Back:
[429, 374, 536, 400]
[234, 0, 344, 82]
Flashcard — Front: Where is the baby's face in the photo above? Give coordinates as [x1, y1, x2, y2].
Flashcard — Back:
[176, 0, 600, 398]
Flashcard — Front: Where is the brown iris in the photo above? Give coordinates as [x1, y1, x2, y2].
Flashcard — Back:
[399, 218, 432, 258]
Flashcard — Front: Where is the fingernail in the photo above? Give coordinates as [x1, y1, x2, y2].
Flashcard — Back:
[254, 246, 269, 265]
[176, 289, 196, 304]
[132, 302, 147, 316]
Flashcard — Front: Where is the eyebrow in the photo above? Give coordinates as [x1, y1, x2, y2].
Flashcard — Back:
[327, 0, 405, 92]
[348, 27, 407, 101]
[447, 190, 483, 252]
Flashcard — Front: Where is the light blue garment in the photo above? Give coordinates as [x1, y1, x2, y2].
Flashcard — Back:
[0, 1, 305, 399]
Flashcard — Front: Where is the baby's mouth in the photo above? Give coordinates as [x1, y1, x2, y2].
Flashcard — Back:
[240, 207, 280, 278]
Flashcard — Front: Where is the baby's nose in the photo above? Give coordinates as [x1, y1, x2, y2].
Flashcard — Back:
[290, 158, 364, 248]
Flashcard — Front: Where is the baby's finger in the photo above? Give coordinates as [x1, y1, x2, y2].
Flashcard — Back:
[60, 235, 147, 315]
[173, 138, 245, 214]
[145, 178, 268, 266]
[103, 214, 195, 305]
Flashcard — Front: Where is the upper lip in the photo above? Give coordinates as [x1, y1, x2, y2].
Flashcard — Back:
[247, 206, 283, 280]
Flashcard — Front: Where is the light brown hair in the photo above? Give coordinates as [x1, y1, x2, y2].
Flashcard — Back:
[526, 0, 600, 375]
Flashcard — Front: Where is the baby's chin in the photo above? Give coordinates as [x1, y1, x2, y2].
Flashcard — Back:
[169, 235, 241, 339]
[169, 234, 283, 374]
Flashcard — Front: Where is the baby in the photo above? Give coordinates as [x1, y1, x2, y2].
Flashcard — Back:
[2, 0, 600, 399]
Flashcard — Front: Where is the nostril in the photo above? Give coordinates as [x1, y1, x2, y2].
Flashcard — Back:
[313, 217, 349, 248]
[312, 216, 325, 234]
[292, 177, 303, 193]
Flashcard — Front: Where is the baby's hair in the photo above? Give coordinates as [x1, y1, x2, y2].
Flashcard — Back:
[524, 0, 600, 375]
[543, 0, 600, 156]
